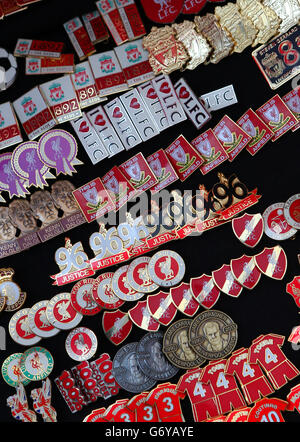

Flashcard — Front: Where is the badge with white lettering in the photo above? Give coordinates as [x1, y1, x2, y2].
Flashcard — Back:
[82, 10, 109, 44]
[2, 353, 31, 387]
[70, 113, 109, 165]
[170, 283, 200, 317]
[102, 309, 133, 345]
[25, 54, 75, 75]
[282, 89, 300, 132]
[147, 291, 177, 326]
[263, 202, 297, 240]
[232, 212, 264, 248]
[191, 129, 229, 175]
[102, 166, 135, 211]
[65, 327, 98, 361]
[119, 152, 158, 193]
[63, 17, 96, 61]
[256, 95, 297, 141]
[230, 255, 261, 290]
[226, 408, 251, 422]
[174, 78, 211, 130]
[190, 274, 221, 309]
[46, 293, 83, 330]
[0, 268, 26, 312]
[128, 300, 160, 331]
[147, 149, 179, 194]
[127, 256, 159, 293]
[254, 245, 287, 280]
[115, 0, 146, 40]
[13, 87, 56, 140]
[14, 39, 64, 58]
[284, 194, 300, 230]
[20, 347, 54, 381]
[148, 250, 185, 288]
[71, 61, 106, 109]
[92, 272, 125, 310]
[182, 0, 207, 13]
[96, 0, 129, 46]
[87, 106, 125, 157]
[200, 85, 238, 112]
[137, 81, 169, 132]
[9, 308, 42, 346]
[165, 135, 203, 182]
[39, 75, 81, 123]
[140, 0, 183, 24]
[28, 300, 60, 338]
[212, 264, 243, 298]
[152, 74, 187, 126]
[111, 265, 144, 302]
[0, 102, 23, 150]
[214, 115, 252, 162]
[119, 89, 159, 142]
[71, 278, 102, 316]
[104, 98, 142, 150]
[115, 39, 154, 87]
[247, 397, 288, 422]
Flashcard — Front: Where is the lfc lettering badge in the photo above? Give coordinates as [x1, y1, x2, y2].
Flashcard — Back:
[102, 310, 133, 345]
[254, 246, 287, 280]
[140, 0, 184, 24]
[232, 213, 264, 248]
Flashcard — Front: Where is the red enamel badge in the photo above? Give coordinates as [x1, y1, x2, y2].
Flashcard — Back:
[170, 283, 200, 317]
[254, 246, 287, 280]
[212, 264, 243, 298]
[147, 291, 177, 326]
[230, 255, 261, 290]
[140, 0, 184, 24]
[128, 300, 160, 331]
[286, 276, 300, 307]
[190, 274, 221, 308]
[232, 213, 264, 248]
[102, 309, 133, 345]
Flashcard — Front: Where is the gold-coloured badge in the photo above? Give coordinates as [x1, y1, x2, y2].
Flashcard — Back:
[262, 0, 300, 34]
[237, 0, 281, 46]
[194, 13, 234, 64]
[143, 26, 189, 75]
[214, 2, 258, 53]
[172, 20, 212, 70]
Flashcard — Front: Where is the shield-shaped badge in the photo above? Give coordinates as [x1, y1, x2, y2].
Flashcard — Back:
[232, 213, 264, 248]
[212, 264, 243, 298]
[190, 274, 221, 309]
[170, 283, 200, 317]
[286, 276, 300, 308]
[128, 300, 160, 331]
[230, 255, 261, 290]
[147, 291, 177, 326]
[140, 0, 184, 24]
[254, 246, 287, 280]
[102, 309, 133, 346]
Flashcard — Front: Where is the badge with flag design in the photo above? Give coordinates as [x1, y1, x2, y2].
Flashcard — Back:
[170, 283, 200, 317]
[230, 255, 261, 290]
[147, 291, 177, 326]
[212, 264, 243, 298]
[232, 213, 264, 248]
[254, 246, 287, 280]
[190, 274, 220, 309]
[286, 276, 300, 308]
[102, 309, 133, 345]
[128, 300, 160, 331]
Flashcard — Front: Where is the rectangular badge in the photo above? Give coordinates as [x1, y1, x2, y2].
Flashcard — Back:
[147, 149, 179, 194]
[214, 115, 252, 161]
[96, 0, 129, 46]
[282, 88, 300, 132]
[64, 17, 96, 61]
[200, 84, 238, 112]
[102, 165, 136, 211]
[191, 129, 229, 175]
[174, 78, 211, 130]
[165, 135, 203, 182]
[104, 97, 142, 150]
[137, 81, 169, 132]
[119, 152, 158, 194]
[13, 86, 56, 140]
[236, 108, 274, 156]
[119, 88, 160, 142]
[38, 220, 64, 243]
[114, 0, 146, 40]
[14, 38, 64, 58]
[0, 102, 23, 150]
[71, 61, 106, 109]
[82, 10, 109, 44]
[25, 54, 75, 75]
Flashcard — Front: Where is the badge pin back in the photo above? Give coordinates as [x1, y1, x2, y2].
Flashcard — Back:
[20, 346, 54, 381]
[45, 293, 83, 330]
[284, 194, 300, 230]
[263, 202, 297, 240]
[148, 250, 185, 288]
[65, 327, 98, 361]
[9, 308, 42, 346]
[27, 300, 60, 338]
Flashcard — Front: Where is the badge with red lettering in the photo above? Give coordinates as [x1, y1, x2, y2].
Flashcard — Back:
[263, 202, 297, 240]
[165, 135, 203, 182]
[82, 10, 109, 44]
[102, 166, 135, 211]
[256, 95, 297, 141]
[25, 54, 75, 75]
[114, 39, 154, 87]
[237, 108, 274, 156]
[191, 128, 229, 175]
[111, 265, 144, 302]
[92, 273, 125, 310]
[213, 115, 252, 162]
[13, 87, 56, 140]
[284, 194, 300, 230]
[71, 61, 106, 109]
[174, 78, 211, 130]
[137, 81, 169, 132]
[71, 278, 102, 315]
[148, 250, 185, 288]
[73, 177, 116, 223]
[286, 276, 300, 308]
[14, 39, 64, 58]
[140, 0, 183, 23]
[247, 397, 288, 422]
[212, 264, 243, 298]
[283, 88, 300, 132]
[147, 291, 177, 325]
[254, 246, 287, 280]
[115, 0, 146, 40]
[119, 153, 158, 193]
[190, 274, 221, 309]
[147, 149, 179, 194]
[230, 255, 261, 290]
[96, 0, 129, 46]
[226, 408, 251, 422]
[127, 256, 159, 293]
[0, 102, 23, 150]
[63, 17, 96, 61]
[102, 309, 133, 345]
[170, 283, 200, 317]
[232, 213, 264, 248]
[128, 300, 160, 331]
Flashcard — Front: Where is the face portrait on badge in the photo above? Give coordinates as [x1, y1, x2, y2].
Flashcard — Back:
[125, 353, 146, 385]
[0, 206, 17, 242]
[202, 320, 229, 352]
[176, 329, 196, 362]
[9, 199, 38, 235]
[51, 180, 79, 216]
[30, 190, 59, 227]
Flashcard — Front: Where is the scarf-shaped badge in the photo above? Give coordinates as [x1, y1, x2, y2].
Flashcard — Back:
[0, 153, 29, 198]
[11, 141, 55, 189]
[38, 129, 83, 176]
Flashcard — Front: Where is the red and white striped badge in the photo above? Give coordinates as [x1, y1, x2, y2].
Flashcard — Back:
[232, 213, 264, 248]
[212, 264, 243, 298]
[102, 309, 133, 345]
[147, 291, 177, 326]
[170, 283, 200, 317]
[254, 246, 287, 280]
[230, 255, 261, 290]
[128, 300, 160, 331]
[190, 274, 220, 308]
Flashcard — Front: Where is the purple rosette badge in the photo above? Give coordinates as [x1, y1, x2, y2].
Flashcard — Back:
[11, 141, 56, 189]
[38, 129, 83, 176]
[0, 153, 29, 198]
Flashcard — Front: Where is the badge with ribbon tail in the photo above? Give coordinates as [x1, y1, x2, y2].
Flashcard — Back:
[0, 152, 29, 198]
[38, 129, 83, 176]
[11, 141, 55, 189]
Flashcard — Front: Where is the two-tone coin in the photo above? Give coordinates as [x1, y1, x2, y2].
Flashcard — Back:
[9, 308, 41, 346]
[46, 293, 83, 330]
[71, 278, 102, 316]
[65, 327, 98, 361]
[284, 194, 300, 230]
[92, 273, 124, 310]
[111, 265, 144, 302]
[1, 353, 31, 387]
[148, 250, 185, 287]
[20, 346, 54, 381]
[127, 257, 159, 293]
[263, 203, 297, 240]
[28, 300, 60, 338]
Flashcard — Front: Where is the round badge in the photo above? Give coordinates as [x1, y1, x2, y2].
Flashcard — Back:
[112, 342, 156, 394]
[263, 202, 297, 240]
[0, 295, 6, 312]
[46, 293, 83, 330]
[0, 280, 26, 312]
[127, 257, 159, 293]
[27, 300, 60, 338]
[136, 332, 179, 381]
[70, 278, 102, 316]
[9, 308, 42, 346]
[162, 319, 206, 370]
[189, 310, 238, 360]
[148, 250, 185, 287]
[65, 327, 98, 361]
[92, 273, 125, 310]
[20, 346, 54, 381]
[111, 265, 144, 302]
[2, 353, 31, 387]
[284, 194, 300, 230]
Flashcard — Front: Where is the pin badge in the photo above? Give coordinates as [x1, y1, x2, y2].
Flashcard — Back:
[148, 250, 185, 288]
[71, 61, 106, 109]
[191, 128, 229, 175]
[127, 256, 159, 293]
[119, 152, 158, 193]
[25, 54, 75, 76]
[137, 80, 169, 132]
[27, 300, 60, 338]
[71, 278, 102, 316]
[190, 274, 221, 309]
[92, 272, 125, 310]
[200, 85, 238, 112]
[45, 293, 83, 330]
[214, 115, 252, 162]
[254, 245, 287, 280]
[147, 149, 179, 194]
[170, 283, 200, 317]
[263, 202, 297, 240]
[284, 194, 300, 230]
[0, 268, 26, 312]
[82, 10, 109, 45]
[96, 0, 129, 46]
[230, 255, 261, 290]
[102, 309, 133, 345]
[128, 300, 160, 331]
[65, 327, 98, 361]
[2, 353, 31, 387]
[111, 265, 144, 302]
[232, 212, 264, 248]
[0, 102, 23, 150]
[20, 346, 54, 381]
[63, 17, 96, 60]
[212, 264, 243, 298]
[165, 135, 203, 182]
[147, 291, 177, 326]
[9, 308, 42, 346]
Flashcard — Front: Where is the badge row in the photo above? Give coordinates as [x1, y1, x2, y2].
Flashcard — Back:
[0, 0, 42, 19]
